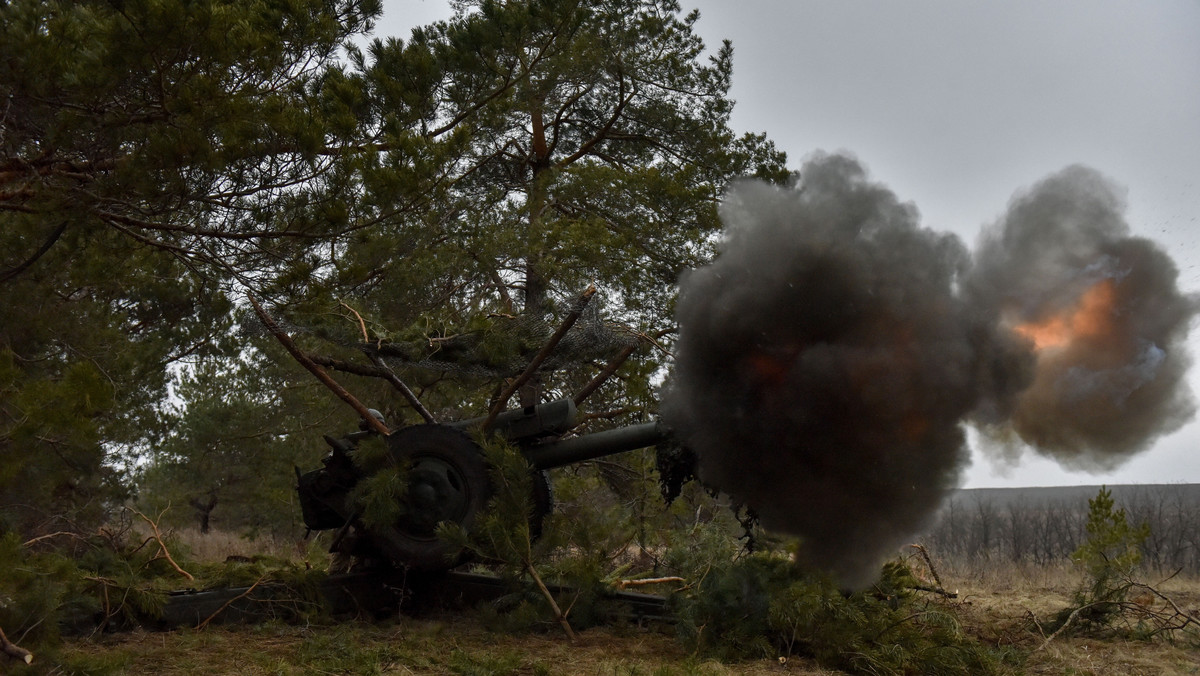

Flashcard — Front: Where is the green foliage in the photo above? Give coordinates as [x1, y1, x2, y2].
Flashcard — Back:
[1046, 486, 1154, 634]
[671, 553, 1012, 675]
[351, 463, 409, 532]
[439, 437, 539, 565]
[4, 0, 791, 644]
[0, 0, 381, 541]
[137, 347, 342, 536]
[0, 532, 90, 649]
[315, 0, 793, 409]
[1071, 486, 1150, 602]
[0, 518, 196, 652]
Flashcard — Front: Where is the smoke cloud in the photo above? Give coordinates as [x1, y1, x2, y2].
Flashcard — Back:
[661, 154, 1196, 587]
[965, 166, 1196, 468]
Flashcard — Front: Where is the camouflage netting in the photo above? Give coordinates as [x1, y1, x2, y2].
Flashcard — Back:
[253, 293, 643, 380]
[361, 294, 640, 379]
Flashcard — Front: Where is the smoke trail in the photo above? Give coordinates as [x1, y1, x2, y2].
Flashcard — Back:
[662, 155, 1196, 587]
[964, 165, 1197, 469]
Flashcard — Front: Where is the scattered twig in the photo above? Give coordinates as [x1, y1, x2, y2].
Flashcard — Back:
[21, 531, 81, 547]
[1026, 609, 1048, 640]
[911, 584, 958, 599]
[483, 285, 596, 432]
[1125, 580, 1200, 633]
[130, 508, 193, 581]
[908, 544, 956, 598]
[1032, 602, 1103, 653]
[339, 301, 370, 342]
[249, 293, 390, 436]
[526, 561, 576, 642]
[196, 576, 267, 630]
[0, 625, 33, 665]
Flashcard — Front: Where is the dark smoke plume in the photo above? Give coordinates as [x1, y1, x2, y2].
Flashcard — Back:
[662, 154, 1196, 587]
[965, 165, 1197, 469]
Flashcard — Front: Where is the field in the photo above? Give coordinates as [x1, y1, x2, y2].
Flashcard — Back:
[42, 551, 1200, 675]
[11, 484, 1200, 675]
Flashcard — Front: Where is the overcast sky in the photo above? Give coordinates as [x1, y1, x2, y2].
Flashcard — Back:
[377, 1, 1200, 488]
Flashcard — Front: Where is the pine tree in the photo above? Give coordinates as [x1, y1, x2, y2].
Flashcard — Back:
[1069, 486, 1151, 618]
[319, 0, 790, 405]
[135, 345, 341, 536]
[0, 0, 389, 538]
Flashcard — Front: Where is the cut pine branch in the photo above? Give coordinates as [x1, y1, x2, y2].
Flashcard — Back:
[248, 294, 390, 436]
[484, 285, 596, 432]
[0, 626, 32, 665]
[526, 561, 576, 642]
[573, 343, 637, 406]
[908, 544, 956, 598]
[338, 300, 435, 424]
[366, 353, 436, 424]
[131, 507, 194, 581]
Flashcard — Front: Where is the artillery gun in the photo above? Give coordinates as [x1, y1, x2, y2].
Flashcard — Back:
[297, 398, 674, 571]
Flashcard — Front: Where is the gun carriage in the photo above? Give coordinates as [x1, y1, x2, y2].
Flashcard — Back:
[297, 398, 672, 571]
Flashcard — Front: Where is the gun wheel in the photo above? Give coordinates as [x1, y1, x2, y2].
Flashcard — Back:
[368, 425, 490, 571]
[367, 425, 555, 572]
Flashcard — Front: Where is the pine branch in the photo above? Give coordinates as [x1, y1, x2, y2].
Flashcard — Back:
[248, 294, 391, 436]
[339, 301, 435, 423]
[483, 284, 596, 431]
[908, 543, 956, 598]
[572, 344, 637, 406]
[130, 507, 194, 581]
[525, 560, 576, 642]
[196, 576, 267, 630]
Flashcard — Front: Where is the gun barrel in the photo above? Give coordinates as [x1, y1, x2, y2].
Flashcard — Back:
[522, 421, 668, 470]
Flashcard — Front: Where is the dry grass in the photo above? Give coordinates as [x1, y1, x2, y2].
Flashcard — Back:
[44, 544, 1200, 676]
[170, 528, 317, 564]
[933, 558, 1200, 676]
[56, 616, 837, 675]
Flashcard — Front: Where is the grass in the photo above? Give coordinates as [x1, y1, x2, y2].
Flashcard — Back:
[935, 558, 1200, 676]
[28, 531, 1200, 675]
[51, 616, 825, 675]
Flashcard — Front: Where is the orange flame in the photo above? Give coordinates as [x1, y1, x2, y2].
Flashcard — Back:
[1013, 279, 1118, 351]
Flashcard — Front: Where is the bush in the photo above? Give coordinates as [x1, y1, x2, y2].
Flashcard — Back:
[671, 552, 1013, 675]
[1046, 486, 1153, 634]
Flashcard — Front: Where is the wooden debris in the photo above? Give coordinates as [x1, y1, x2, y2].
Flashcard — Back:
[0, 625, 32, 665]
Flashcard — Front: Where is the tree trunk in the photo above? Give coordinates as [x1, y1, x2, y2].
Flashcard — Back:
[521, 95, 553, 407]
[190, 494, 218, 534]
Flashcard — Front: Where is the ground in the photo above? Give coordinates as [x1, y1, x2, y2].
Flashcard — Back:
[45, 582, 1200, 675]
[29, 541, 1200, 675]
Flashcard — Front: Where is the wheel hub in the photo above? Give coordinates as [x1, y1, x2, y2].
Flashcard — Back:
[401, 456, 472, 537]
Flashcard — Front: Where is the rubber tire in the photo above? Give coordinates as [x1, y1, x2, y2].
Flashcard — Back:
[370, 425, 491, 572]
[529, 469, 553, 540]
